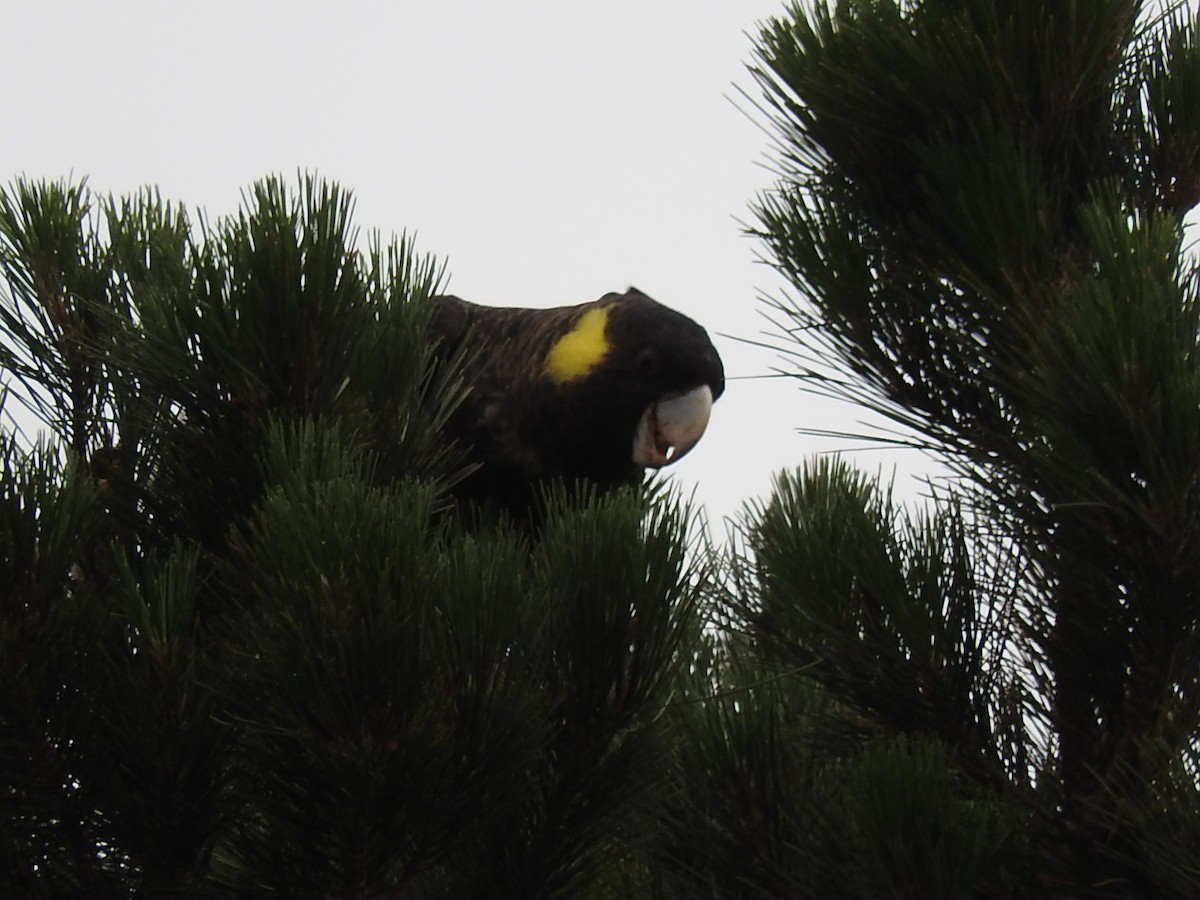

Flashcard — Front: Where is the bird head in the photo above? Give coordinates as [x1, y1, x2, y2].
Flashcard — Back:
[537, 288, 725, 483]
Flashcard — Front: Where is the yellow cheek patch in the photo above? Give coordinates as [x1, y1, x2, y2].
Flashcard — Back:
[544, 306, 612, 383]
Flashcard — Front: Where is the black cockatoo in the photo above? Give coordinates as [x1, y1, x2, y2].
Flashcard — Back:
[431, 287, 724, 514]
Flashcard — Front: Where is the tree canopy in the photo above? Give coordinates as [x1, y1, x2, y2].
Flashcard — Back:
[3, 1, 1200, 897]
[0, 176, 710, 896]
[652, 1, 1200, 897]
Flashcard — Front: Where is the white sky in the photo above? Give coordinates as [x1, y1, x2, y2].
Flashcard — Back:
[3, 1, 938, 527]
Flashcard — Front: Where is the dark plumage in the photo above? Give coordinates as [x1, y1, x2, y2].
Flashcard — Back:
[431, 287, 724, 513]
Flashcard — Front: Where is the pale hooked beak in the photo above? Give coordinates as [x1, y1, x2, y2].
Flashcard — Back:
[632, 385, 714, 468]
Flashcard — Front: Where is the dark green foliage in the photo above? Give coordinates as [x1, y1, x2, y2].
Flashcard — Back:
[647, 0, 1200, 897]
[6, 2, 1200, 895]
[0, 441, 112, 895]
[745, 460, 1003, 764]
[654, 464, 1040, 900]
[654, 639, 832, 899]
[0, 175, 708, 897]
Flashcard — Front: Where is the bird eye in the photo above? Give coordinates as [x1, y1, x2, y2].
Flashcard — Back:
[635, 346, 660, 376]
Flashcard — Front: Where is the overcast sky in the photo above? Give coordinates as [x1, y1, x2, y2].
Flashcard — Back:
[3, 1, 938, 527]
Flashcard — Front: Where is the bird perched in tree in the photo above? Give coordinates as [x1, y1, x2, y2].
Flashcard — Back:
[431, 287, 724, 514]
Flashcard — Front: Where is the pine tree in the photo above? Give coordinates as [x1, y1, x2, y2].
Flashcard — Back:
[652, 1, 1200, 898]
[0, 175, 709, 897]
[8, 4, 1200, 897]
